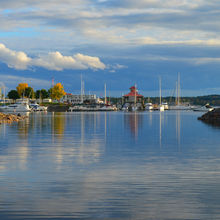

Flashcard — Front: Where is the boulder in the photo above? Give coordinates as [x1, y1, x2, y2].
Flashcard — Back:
[0, 113, 28, 124]
[198, 108, 220, 126]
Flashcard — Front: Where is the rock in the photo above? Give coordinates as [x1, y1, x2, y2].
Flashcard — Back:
[198, 108, 220, 126]
[0, 113, 28, 124]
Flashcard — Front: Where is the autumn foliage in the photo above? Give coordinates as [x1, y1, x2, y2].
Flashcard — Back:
[50, 83, 66, 100]
[16, 83, 28, 97]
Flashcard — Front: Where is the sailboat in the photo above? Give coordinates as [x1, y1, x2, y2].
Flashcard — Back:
[169, 73, 193, 110]
[159, 77, 164, 111]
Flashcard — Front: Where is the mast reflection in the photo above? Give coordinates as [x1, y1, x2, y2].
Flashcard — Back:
[124, 112, 143, 138]
[176, 111, 181, 149]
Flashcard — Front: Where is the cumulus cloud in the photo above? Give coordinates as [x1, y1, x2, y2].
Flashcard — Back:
[0, 43, 106, 71]
[32, 52, 105, 71]
[0, 43, 31, 70]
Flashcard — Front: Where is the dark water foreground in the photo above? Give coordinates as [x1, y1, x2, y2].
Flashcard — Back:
[0, 111, 220, 220]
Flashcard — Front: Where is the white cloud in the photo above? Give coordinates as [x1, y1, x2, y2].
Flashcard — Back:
[0, 43, 106, 71]
[74, 53, 106, 70]
[0, 0, 220, 50]
[107, 63, 127, 72]
[0, 43, 31, 70]
[137, 37, 220, 46]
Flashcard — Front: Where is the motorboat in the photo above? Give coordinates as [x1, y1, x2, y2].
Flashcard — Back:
[145, 103, 153, 110]
[159, 105, 165, 112]
[162, 102, 169, 110]
[0, 102, 31, 112]
[100, 105, 117, 111]
[29, 104, 47, 111]
[193, 104, 214, 112]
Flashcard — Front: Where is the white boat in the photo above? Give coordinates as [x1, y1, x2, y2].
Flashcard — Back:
[100, 105, 117, 111]
[0, 102, 31, 112]
[162, 102, 169, 110]
[145, 103, 153, 110]
[29, 104, 47, 111]
[169, 104, 194, 110]
[159, 105, 165, 111]
[193, 104, 214, 112]
[131, 106, 138, 111]
[159, 77, 164, 112]
[122, 106, 128, 111]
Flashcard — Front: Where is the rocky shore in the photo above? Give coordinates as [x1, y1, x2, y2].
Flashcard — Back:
[198, 108, 220, 126]
[0, 113, 28, 124]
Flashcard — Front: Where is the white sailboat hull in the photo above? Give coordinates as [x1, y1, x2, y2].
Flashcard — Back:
[0, 104, 31, 112]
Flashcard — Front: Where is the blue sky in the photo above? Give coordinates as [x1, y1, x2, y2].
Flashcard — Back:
[1, 0, 220, 97]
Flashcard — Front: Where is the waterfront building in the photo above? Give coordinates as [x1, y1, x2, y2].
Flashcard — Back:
[123, 86, 144, 103]
[61, 93, 98, 104]
[122, 86, 145, 110]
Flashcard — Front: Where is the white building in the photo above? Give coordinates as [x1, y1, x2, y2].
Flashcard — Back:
[61, 93, 98, 104]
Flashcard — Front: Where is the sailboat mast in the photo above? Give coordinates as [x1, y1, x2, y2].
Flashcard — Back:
[175, 81, 178, 105]
[3, 86, 5, 104]
[81, 74, 85, 104]
[104, 83, 107, 105]
[178, 73, 180, 105]
[159, 77, 162, 105]
[134, 84, 137, 106]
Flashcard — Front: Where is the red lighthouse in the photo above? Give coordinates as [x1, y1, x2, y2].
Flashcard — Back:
[123, 86, 144, 103]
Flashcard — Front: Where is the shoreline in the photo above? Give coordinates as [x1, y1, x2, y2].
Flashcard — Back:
[0, 112, 28, 124]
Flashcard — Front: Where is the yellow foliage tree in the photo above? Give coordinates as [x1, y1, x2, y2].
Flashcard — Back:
[16, 83, 28, 97]
[51, 83, 66, 101]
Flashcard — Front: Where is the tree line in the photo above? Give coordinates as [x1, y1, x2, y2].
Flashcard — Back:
[7, 83, 66, 101]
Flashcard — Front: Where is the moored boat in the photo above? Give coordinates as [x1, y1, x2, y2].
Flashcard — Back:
[29, 103, 47, 111]
[145, 103, 153, 110]
[193, 103, 214, 112]
[0, 102, 31, 112]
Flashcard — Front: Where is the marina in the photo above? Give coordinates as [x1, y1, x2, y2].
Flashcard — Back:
[1, 1, 220, 219]
[0, 111, 220, 219]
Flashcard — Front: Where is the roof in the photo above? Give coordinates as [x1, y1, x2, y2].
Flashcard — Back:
[123, 86, 143, 97]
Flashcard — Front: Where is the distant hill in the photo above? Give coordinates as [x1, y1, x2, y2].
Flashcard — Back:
[107, 95, 220, 106]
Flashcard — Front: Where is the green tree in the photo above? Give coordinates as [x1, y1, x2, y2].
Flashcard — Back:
[48, 88, 52, 98]
[8, 90, 20, 100]
[24, 87, 35, 99]
[36, 89, 49, 99]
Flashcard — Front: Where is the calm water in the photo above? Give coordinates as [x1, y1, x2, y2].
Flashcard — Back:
[0, 111, 220, 220]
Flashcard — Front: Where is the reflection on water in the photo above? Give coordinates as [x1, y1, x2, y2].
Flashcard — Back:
[0, 111, 220, 219]
[176, 110, 181, 148]
[124, 112, 143, 138]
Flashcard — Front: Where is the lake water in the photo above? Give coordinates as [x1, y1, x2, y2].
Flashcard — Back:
[0, 111, 220, 220]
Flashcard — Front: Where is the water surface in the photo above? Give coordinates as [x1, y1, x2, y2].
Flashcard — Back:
[0, 111, 220, 219]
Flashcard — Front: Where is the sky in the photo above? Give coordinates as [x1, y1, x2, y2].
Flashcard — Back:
[1, 0, 220, 97]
